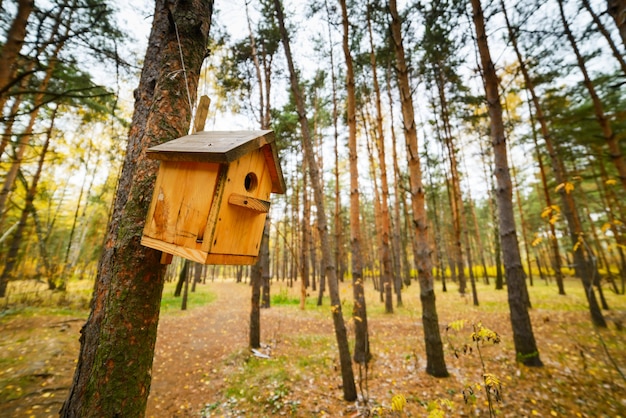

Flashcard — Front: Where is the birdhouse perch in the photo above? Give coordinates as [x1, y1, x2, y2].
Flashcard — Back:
[141, 130, 285, 265]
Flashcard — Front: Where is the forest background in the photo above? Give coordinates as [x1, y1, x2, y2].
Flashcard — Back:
[0, 0, 626, 416]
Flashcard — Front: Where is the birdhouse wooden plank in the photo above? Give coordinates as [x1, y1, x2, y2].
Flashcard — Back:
[140, 130, 285, 265]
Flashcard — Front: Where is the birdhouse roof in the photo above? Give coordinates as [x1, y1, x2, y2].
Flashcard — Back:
[147, 130, 286, 194]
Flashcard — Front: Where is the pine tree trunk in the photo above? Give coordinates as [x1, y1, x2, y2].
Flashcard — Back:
[365, 123, 390, 312]
[594, 150, 626, 293]
[174, 260, 188, 297]
[389, 0, 448, 378]
[274, 0, 357, 400]
[181, 264, 190, 311]
[528, 115, 565, 294]
[251, 220, 271, 347]
[386, 66, 412, 287]
[500, 0, 605, 326]
[261, 218, 272, 309]
[339, 0, 371, 366]
[437, 78, 466, 296]
[471, 0, 543, 367]
[60, 1, 213, 416]
[366, 4, 398, 309]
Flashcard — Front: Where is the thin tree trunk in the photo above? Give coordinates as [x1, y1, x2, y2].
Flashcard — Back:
[436, 77, 466, 296]
[364, 116, 389, 310]
[389, 0, 448, 378]
[478, 138, 503, 288]
[559, 0, 626, 192]
[386, 66, 411, 288]
[500, 0, 605, 326]
[581, 0, 626, 76]
[0, 106, 55, 295]
[527, 103, 566, 294]
[274, 0, 357, 400]
[60, 1, 213, 415]
[471, 0, 543, 366]
[261, 217, 271, 309]
[461, 145, 489, 285]
[594, 148, 626, 293]
[339, 0, 371, 366]
[181, 263, 190, 310]
[0, 21, 69, 232]
[511, 160, 534, 292]
[366, 4, 398, 309]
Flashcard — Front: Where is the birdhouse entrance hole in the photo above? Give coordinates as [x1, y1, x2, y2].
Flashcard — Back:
[245, 172, 258, 192]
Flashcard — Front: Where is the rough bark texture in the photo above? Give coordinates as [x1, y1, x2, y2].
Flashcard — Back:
[389, 0, 448, 378]
[60, 1, 213, 416]
[339, 0, 371, 365]
[274, 0, 357, 401]
[471, 0, 543, 366]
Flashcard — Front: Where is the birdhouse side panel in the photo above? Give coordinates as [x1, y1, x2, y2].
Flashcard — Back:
[207, 149, 273, 257]
[143, 161, 220, 249]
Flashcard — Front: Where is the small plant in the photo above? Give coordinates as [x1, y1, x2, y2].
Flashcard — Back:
[446, 320, 503, 417]
[426, 398, 454, 418]
[369, 393, 410, 417]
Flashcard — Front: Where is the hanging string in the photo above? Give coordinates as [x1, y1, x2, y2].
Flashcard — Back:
[174, 20, 194, 119]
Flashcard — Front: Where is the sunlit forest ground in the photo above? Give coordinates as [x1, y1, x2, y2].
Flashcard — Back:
[0, 273, 624, 417]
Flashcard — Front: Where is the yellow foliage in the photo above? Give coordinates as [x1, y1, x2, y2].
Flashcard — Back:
[447, 319, 467, 331]
[471, 323, 501, 344]
[483, 373, 501, 389]
[531, 235, 543, 247]
[541, 205, 561, 225]
[391, 394, 407, 412]
[605, 178, 617, 186]
[555, 182, 574, 194]
[573, 234, 584, 252]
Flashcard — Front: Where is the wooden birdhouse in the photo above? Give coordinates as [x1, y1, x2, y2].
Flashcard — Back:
[140, 130, 285, 265]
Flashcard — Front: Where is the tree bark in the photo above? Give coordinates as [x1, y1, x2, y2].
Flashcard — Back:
[274, 0, 357, 401]
[60, 1, 213, 416]
[389, 0, 448, 378]
[471, 0, 543, 367]
[366, 3, 397, 310]
[500, 0, 605, 325]
[339, 0, 371, 366]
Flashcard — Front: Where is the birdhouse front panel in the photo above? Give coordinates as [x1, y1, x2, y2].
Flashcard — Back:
[142, 161, 221, 263]
[204, 147, 273, 260]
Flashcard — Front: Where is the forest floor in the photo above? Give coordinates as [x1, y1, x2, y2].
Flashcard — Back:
[0, 276, 625, 417]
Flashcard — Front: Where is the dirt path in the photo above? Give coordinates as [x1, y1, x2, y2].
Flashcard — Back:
[146, 281, 251, 417]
